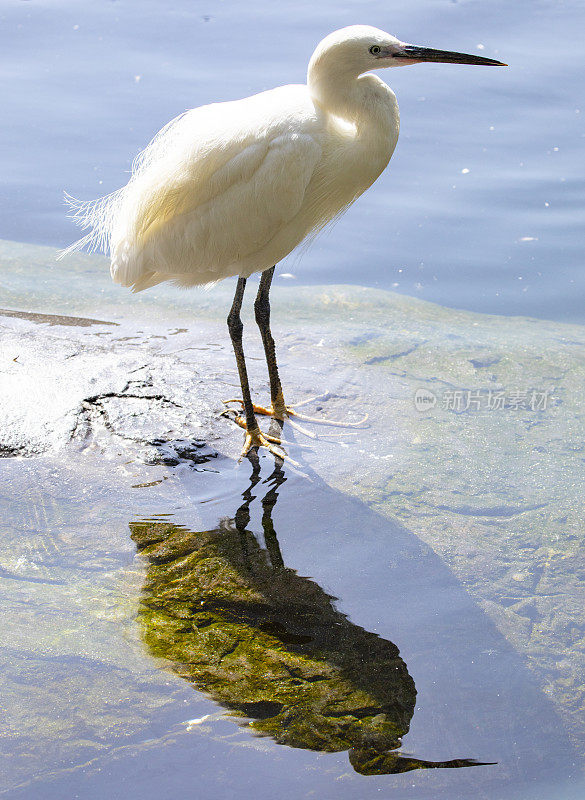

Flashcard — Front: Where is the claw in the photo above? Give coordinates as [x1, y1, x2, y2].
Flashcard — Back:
[240, 426, 290, 463]
[227, 411, 311, 450]
[290, 393, 327, 409]
[285, 417, 317, 439]
[223, 397, 368, 429]
[288, 408, 369, 427]
[227, 412, 283, 444]
[240, 426, 299, 466]
[221, 409, 301, 464]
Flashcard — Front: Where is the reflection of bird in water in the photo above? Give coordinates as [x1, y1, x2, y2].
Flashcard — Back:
[131, 462, 490, 774]
[65, 26, 505, 461]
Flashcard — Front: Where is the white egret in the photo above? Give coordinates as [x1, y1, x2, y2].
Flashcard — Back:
[64, 25, 505, 459]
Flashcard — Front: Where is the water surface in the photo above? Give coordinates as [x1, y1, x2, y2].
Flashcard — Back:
[1, 0, 584, 320]
[1, 254, 584, 797]
[1, 450, 581, 799]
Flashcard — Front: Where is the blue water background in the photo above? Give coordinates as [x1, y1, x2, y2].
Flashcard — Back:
[0, 0, 583, 320]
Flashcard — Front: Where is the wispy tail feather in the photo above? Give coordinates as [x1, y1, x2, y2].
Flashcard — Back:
[57, 230, 96, 261]
[57, 189, 124, 261]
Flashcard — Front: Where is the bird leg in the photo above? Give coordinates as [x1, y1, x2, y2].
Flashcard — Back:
[227, 276, 288, 462]
[253, 266, 287, 419]
[224, 266, 368, 435]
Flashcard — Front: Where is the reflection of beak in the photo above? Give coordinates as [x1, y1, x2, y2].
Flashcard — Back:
[395, 45, 507, 67]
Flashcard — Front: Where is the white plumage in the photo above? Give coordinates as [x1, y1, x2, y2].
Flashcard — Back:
[63, 26, 409, 290]
[63, 25, 504, 459]
[64, 26, 504, 293]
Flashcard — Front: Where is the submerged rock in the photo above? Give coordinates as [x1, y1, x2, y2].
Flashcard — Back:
[0, 305, 225, 462]
[1, 239, 584, 793]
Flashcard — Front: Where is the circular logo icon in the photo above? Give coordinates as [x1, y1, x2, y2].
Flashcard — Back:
[414, 388, 437, 412]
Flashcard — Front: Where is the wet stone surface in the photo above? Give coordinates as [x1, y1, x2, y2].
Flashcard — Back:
[1, 241, 584, 798]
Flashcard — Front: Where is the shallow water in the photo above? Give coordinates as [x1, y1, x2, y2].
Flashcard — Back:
[1, 0, 584, 321]
[1, 451, 582, 800]
[1, 241, 585, 798]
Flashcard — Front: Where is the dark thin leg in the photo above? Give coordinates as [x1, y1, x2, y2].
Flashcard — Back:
[224, 267, 366, 439]
[254, 266, 286, 417]
[225, 277, 292, 463]
[228, 277, 259, 434]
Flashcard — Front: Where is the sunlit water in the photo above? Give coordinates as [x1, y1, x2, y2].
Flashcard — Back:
[2, 254, 584, 797]
[1, 1, 584, 798]
[1, 0, 584, 321]
[1, 449, 583, 800]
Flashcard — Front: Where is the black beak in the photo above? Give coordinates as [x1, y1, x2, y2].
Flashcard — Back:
[396, 45, 506, 67]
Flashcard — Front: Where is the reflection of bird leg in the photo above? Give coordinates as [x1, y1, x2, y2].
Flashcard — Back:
[132, 491, 489, 775]
[232, 460, 287, 572]
[233, 459, 262, 569]
[260, 462, 287, 570]
[223, 267, 369, 435]
[227, 276, 288, 462]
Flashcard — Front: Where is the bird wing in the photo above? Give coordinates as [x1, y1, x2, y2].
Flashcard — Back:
[110, 88, 323, 285]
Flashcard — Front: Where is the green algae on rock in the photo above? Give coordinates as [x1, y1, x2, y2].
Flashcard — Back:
[131, 465, 485, 775]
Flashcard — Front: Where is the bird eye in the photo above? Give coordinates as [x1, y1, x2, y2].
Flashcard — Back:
[369, 45, 381, 55]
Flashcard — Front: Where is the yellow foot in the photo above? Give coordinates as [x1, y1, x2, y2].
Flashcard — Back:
[241, 426, 290, 462]
[222, 393, 368, 439]
[220, 410, 299, 465]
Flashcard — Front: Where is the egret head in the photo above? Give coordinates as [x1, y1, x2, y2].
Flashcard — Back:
[308, 25, 506, 83]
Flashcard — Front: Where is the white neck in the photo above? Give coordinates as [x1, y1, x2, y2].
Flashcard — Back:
[307, 63, 399, 143]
